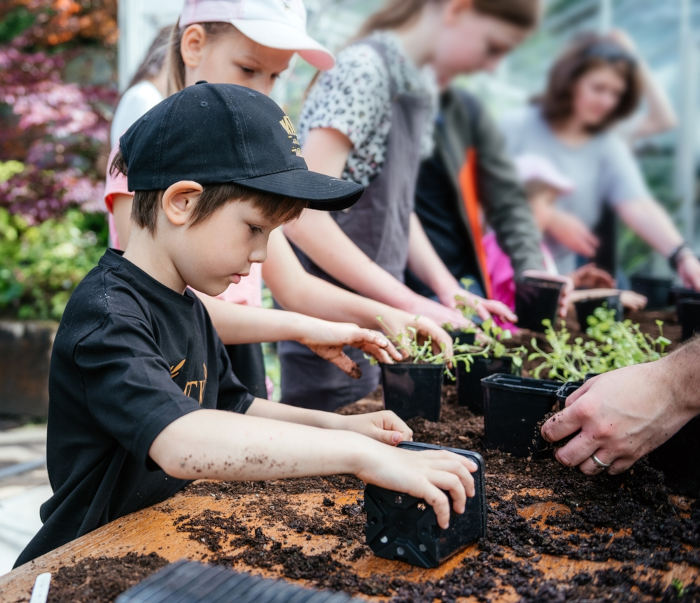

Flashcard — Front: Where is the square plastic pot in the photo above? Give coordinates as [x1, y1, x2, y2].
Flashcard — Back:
[629, 274, 672, 310]
[456, 355, 519, 413]
[365, 441, 486, 568]
[670, 286, 700, 304]
[574, 291, 623, 330]
[443, 330, 476, 385]
[648, 416, 700, 498]
[381, 363, 443, 422]
[514, 276, 565, 332]
[555, 381, 583, 411]
[481, 374, 561, 457]
[677, 299, 700, 341]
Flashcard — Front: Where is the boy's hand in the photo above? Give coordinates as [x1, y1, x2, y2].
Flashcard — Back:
[356, 446, 477, 529]
[299, 323, 402, 377]
[339, 410, 413, 446]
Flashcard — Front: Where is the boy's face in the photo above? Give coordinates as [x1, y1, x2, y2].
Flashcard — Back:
[172, 197, 279, 297]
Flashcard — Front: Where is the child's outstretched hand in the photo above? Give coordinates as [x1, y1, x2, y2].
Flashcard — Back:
[453, 289, 517, 323]
[299, 322, 403, 378]
[355, 445, 477, 529]
[340, 410, 413, 446]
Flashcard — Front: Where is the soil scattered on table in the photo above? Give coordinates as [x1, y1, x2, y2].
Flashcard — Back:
[41, 310, 697, 602]
[45, 552, 168, 602]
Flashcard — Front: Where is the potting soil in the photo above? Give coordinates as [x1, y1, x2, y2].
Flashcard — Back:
[26, 310, 698, 602]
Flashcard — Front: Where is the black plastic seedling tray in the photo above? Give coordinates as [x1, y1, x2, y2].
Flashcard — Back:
[116, 559, 358, 602]
[555, 381, 583, 411]
[443, 330, 476, 384]
[481, 374, 561, 457]
[456, 355, 519, 413]
[630, 274, 672, 310]
[365, 442, 486, 568]
[677, 299, 700, 341]
[381, 362, 443, 421]
[574, 292, 623, 329]
[514, 276, 564, 332]
[648, 416, 700, 498]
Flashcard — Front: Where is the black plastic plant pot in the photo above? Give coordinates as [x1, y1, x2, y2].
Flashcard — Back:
[514, 276, 564, 332]
[447, 330, 476, 346]
[481, 374, 561, 457]
[365, 442, 486, 568]
[443, 330, 476, 384]
[456, 355, 519, 413]
[670, 286, 700, 304]
[380, 363, 443, 422]
[574, 291, 623, 330]
[648, 416, 700, 498]
[629, 274, 672, 310]
[555, 381, 583, 411]
[677, 299, 700, 341]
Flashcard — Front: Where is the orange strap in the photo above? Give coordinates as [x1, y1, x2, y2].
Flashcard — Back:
[458, 149, 493, 299]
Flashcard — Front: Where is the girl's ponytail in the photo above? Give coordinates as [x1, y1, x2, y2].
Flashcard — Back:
[165, 21, 185, 96]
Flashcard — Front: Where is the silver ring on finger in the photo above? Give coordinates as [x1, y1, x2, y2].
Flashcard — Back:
[591, 453, 612, 469]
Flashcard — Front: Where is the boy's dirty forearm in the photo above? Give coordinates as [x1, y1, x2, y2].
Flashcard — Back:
[149, 409, 371, 482]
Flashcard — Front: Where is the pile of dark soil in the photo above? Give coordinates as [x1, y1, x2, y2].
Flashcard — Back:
[41, 310, 697, 602]
[46, 552, 168, 602]
[177, 386, 698, 602]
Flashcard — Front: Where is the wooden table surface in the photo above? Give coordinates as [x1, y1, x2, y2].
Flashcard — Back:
[1, 480, 697, 602]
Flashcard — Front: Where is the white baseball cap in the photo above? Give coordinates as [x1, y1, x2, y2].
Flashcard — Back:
[179, 0, 335, 70]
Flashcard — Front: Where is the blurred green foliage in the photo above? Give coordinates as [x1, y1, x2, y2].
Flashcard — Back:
[0, 207, 107, 320]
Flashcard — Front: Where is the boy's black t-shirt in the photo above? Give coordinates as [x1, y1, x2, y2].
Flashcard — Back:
[15, 249, 254, 567]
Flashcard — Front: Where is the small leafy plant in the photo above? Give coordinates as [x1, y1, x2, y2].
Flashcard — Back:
[528, 307, 670, 381]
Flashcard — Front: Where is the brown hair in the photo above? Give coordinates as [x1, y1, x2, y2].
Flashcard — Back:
[126, 25, 173, 91]
[538, 33, 642, 133]
[165, 20, 236, 96]
[353, 0, 540, 40]
[110, 151, 306, 233]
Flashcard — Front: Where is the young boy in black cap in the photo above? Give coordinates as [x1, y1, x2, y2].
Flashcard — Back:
[15, 83, 476, 566]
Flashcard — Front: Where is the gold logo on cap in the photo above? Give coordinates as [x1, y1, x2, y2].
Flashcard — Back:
[280, 115, 302, 156]
[280, 115, 297, 136]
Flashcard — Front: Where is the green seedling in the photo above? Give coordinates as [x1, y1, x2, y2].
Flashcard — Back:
[671, 578, 686, 598]
[528, 307, 670, 381]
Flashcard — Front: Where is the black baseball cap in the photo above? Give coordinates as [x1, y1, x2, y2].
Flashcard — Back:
[119, 82, 363, 211]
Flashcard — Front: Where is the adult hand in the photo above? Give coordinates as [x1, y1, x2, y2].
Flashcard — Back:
[570, 263, 616, 289]
[521, 270, 574, 318]
[376, 310, 454, 360]
[547, 210, 599, 258]
[608, 29, 638, 55]
[340, 410, 413, 446]
[677, 251, 700, 291]
[355, 445, 477, 529]
[540, 361, 690, 475]
[299, 322, 402, 378]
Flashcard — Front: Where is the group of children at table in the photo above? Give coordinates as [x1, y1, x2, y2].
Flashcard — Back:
[16, 0, 700, 566]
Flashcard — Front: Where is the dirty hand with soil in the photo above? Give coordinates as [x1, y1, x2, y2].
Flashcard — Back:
[541, 337, 700, 474]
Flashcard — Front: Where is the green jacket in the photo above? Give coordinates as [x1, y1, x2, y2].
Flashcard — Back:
[414, 88, 544, 292]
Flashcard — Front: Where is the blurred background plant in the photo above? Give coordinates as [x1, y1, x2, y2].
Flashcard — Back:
[0, 0, 117, 320]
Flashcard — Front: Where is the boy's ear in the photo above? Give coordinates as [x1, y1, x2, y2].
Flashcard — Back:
[180, 24, 208, 68]
[161, 181, 204, 226]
